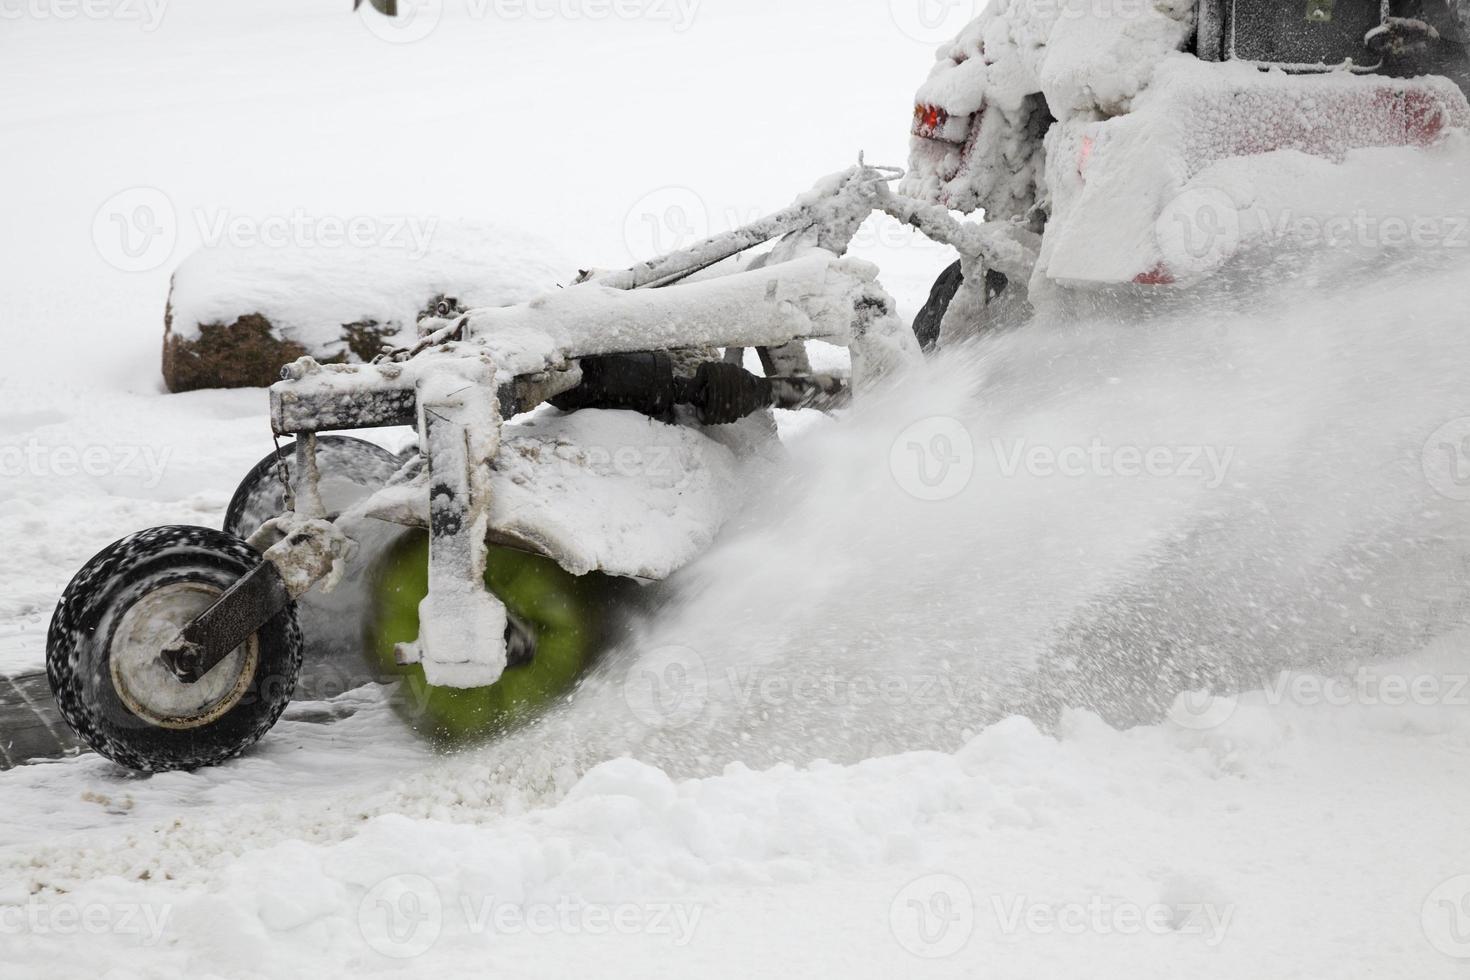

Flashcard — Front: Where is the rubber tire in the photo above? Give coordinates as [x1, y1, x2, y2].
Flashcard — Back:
[912, 261, 1010, 352]
[224, 435, 403, 539]
[47, 526, 303, 773]
[224, 435, 403, 697]
[364, 530, 622, 745]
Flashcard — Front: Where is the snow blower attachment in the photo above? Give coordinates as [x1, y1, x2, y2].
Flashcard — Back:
[46, 162, 1036, 772]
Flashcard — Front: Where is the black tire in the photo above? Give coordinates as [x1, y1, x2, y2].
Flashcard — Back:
[47, 526, 303, 772]
[912, 261, 1010, 352]
[224, 435, 403, 539]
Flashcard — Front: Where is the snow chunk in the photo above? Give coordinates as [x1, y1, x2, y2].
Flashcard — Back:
[566, 758, 680, 811]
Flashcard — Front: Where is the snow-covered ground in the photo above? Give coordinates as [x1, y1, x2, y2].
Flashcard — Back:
[4, 2, 1470, 978]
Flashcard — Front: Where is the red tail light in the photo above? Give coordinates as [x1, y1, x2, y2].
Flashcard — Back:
[1375, 87, 1450, 146]
[913, 103, 948, 139]
[1132, 264, 1176, 286]
[912, 103, 972, 144]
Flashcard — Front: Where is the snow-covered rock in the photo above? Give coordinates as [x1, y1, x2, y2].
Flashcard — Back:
[162, 221, 573, 392]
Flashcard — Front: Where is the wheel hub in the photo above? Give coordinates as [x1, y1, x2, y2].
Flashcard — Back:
[110, 582, 259, 730]
[506, 611, 537, 669]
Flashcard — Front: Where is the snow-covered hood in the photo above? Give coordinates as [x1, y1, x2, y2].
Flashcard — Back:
[1038, 56, 1470, 286]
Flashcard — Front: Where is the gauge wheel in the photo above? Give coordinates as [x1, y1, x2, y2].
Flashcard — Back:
[47, 526, 303, 772]
[224, 435, 403, 539]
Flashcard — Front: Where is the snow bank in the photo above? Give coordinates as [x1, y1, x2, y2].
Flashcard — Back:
[5, 668, 1470, 977]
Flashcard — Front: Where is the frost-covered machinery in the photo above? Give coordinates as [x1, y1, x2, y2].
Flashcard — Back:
[46, 163, 1036, 772]
[46, 0, 1470, 773]
[906, 0, 1470, 346]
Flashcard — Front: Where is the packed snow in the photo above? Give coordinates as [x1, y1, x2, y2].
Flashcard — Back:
[4, 2, 1470, 979]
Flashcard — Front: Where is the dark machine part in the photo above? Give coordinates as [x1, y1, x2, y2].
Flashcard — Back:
[681, 361, 779, 425]
[353, 0, 398, 15]
[1198, 0, 1470, 92]
[505, 612, 538, 669]
[549, 352, 682, 416]
[160, 555, 295, 684]
[1225, 0, 1386, 66]
[550, 353, 785, 425]
[1377, 0, 1470, 89]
